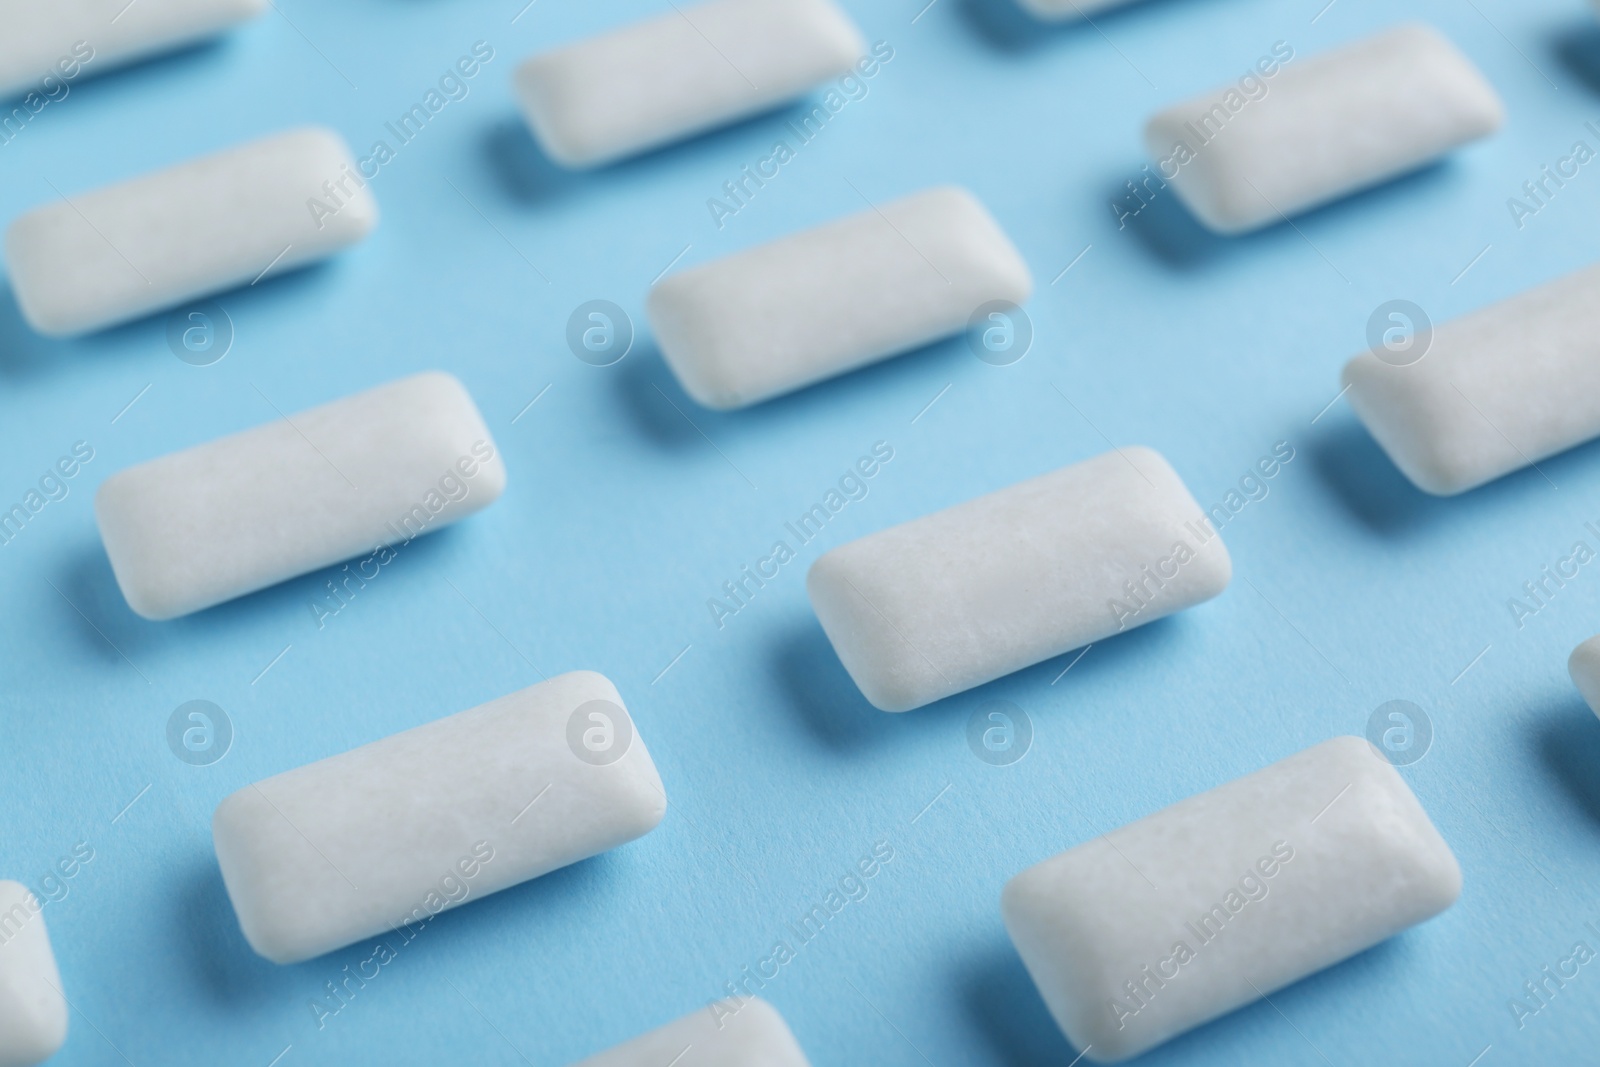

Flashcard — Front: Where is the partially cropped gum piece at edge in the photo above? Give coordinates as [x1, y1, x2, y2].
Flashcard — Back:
[1344, 263, 1600, 495]
[568, 998, 813, 1067]
[0, 880, 69, 1067]
[513, 0, 866, 167]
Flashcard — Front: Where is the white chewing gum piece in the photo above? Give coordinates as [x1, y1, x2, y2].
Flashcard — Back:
[571, 999, 812, 1067]
[5, 127, 376, 337]
[1144, 24, 1503, 234]
[1002, 736, 1462, 1063]
[806, 447, 1230, 712]
[0, 0, 266, 98]
[649, 186, 1032, 409]
[1569, 636, 1600, 719]
[213, 672, 668, 965]
[1343, 263, 1600, 495]
[513, 0, 865, 168]
[0, 883, 67, 1067]
[94, 372, 503, 621]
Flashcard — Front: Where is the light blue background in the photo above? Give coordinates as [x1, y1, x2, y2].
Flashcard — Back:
[3, 0, 1600, 1063]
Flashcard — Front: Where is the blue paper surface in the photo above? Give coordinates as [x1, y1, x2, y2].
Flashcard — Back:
[3, 0, 1600, 1062]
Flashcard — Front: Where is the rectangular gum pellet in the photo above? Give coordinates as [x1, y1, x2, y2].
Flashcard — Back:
[94, 372, 504, 620]
[1002, 736, 1462, 1063]
[1343, 264, 1600, 495]
[0, 0, 265, 98]
[0, 882, 68, 1067]
[213, 672, 667, 965]
[513, 0, 865, 168]
[806, 447, 1230, 712]
[649, 186, 1032, 409]
[572, 999, 811, 1067]
[1569, 636, 1600, 718]
[4, 126, 376, 336]
[1144, 24, 1502, 234]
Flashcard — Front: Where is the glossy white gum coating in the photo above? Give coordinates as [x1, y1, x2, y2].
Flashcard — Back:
[0, 0, 265, 98]
[0, 882, 67, 1067]
[213, 672, 668, 964]
[1144, 24, 1502, 234]
[95, 372, 503, 620]
[808, 447, 1229, 711]
[1344, 264, 1600, 495]
[650, 186, 1032, 410]
[514, 0, 864, 167]
[6, 127, 375, 336]
[1002, 736, 1462, 1061]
